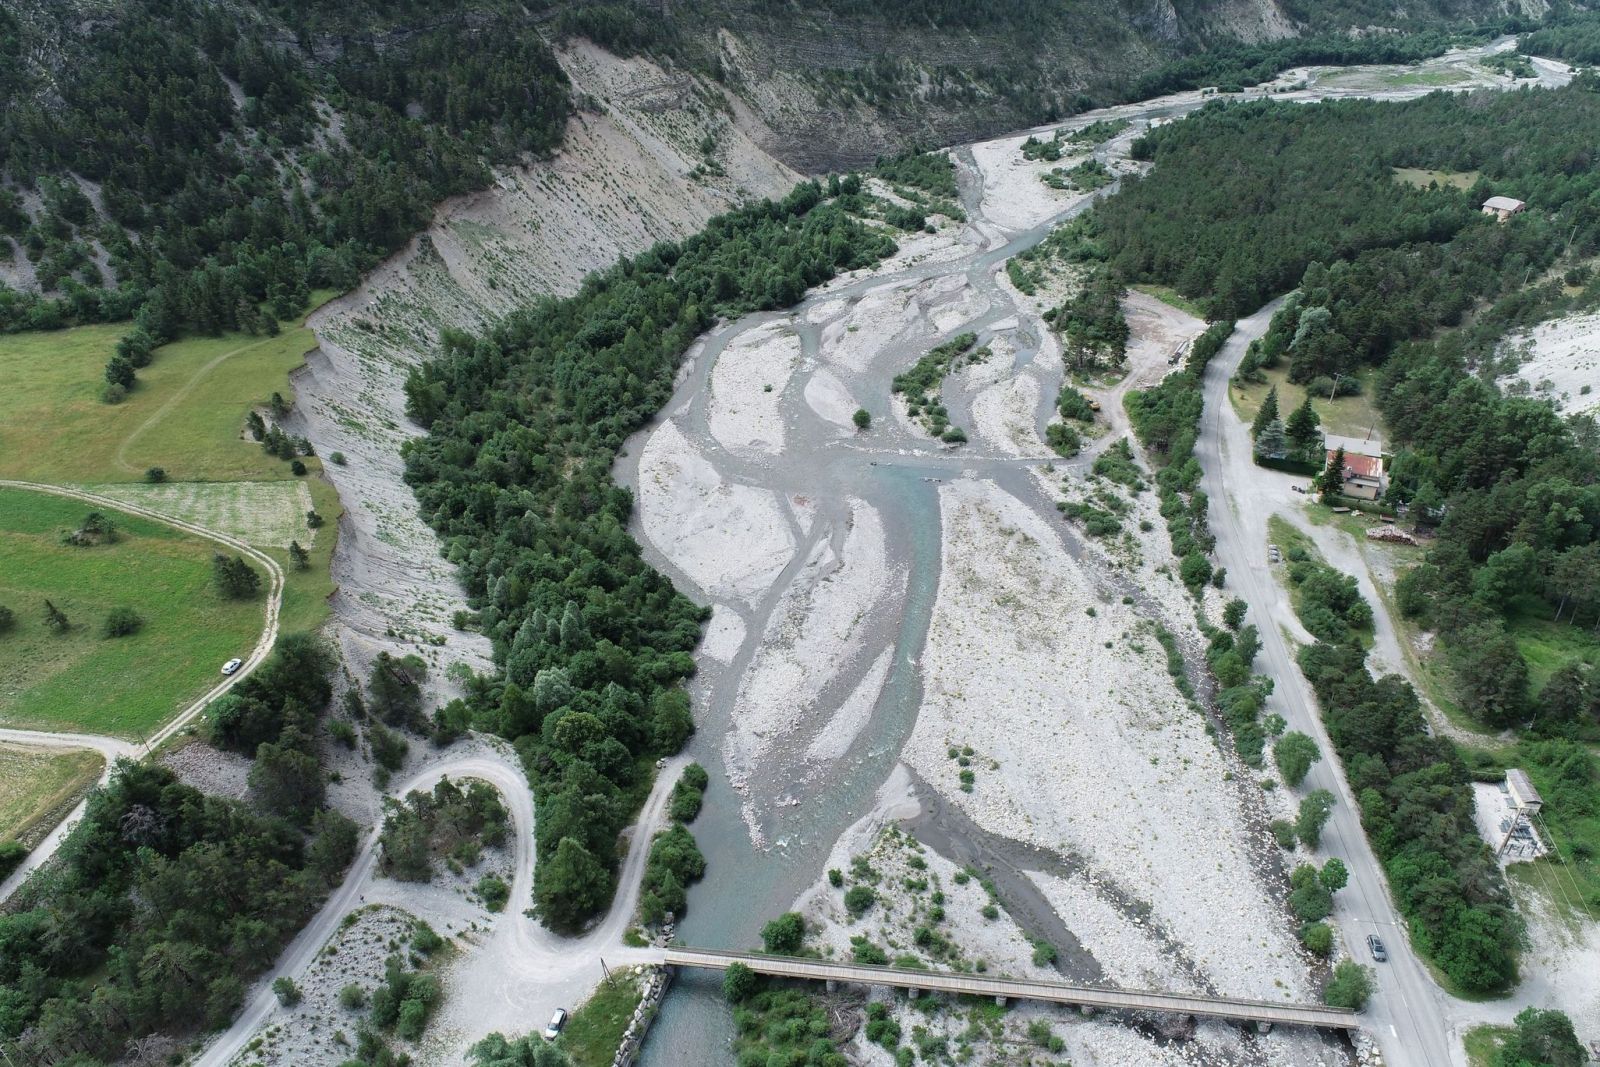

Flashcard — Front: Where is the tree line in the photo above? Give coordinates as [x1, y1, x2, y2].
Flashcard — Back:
[402, 179, 895, 930]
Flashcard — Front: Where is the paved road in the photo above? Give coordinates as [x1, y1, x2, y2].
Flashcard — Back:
[1196, 308, 1460, 1067]
[192, 748, 680, 1066]
[0, 479, 285, 902]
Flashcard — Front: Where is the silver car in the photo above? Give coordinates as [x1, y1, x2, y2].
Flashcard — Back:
[221, 657, 243, 675]
[543, 1008, 567, 1040]
[1366, 934, 1388, 962]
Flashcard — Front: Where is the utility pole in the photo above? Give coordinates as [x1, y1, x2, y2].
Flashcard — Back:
[600, 956, 613, 985]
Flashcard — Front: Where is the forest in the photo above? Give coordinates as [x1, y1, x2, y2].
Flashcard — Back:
[0, 0, 569, 352]
[0, 635, 357, 1063]
[1519, 11, 1600, 65]
[402, 178, 895, 929]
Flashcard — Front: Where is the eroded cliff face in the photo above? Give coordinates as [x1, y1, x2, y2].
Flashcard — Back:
[296, 41, 803, 695]
[681, 0, 1297, 171]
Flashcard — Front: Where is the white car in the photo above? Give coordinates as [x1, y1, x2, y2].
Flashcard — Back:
[543, 1008, 567, 1040]
[220, 658, 243, 676]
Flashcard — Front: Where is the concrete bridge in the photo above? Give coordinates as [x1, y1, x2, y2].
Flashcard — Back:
[661, 948, 1361, 1031]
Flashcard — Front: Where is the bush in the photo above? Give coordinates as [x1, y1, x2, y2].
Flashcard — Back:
[0, 840, 27, 879]
[1301, 922, 1333, 956]
[760, 912, 805, 954]
[844, 885, 877, 915]
[1031, 940, 1058, 967]
[330, 451, 347, 465]
[723, 961, 758, 1003]
[102, 606, 144, 638]
[1296, 789, 1335, 849]
[1324, 960, 1372, 1011]
[1273, 731, 1320, 787]
[853, 408, 871, 430]
[476, 874, 510, 912]
[1270, 819, 1298, 850]
[101, 382, 127, 404]
[273, 977, 301, 1007]
[339, 983, 367, 1010]
[290, 459, 307, 476]
[828, 868, 843, 888]
[145, 466, 167, 483]
[0, 605, 13, 636]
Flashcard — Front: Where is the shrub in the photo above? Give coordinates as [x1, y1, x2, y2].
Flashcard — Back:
[0, 840, 27, 879]
[1273, 731, 1320, 787]
[272, 977, 301, 1007]
[1301, 922, 1333, 956]
[828, 868, 844, 888]
[1324, 960, 1372, 1011]
[1296, 789, 1335, 849]
[330, 451, 347, 465]
[145, 467, 167, 483]
[844, 885, 877, 915]
[412, 922, 444, 955]
[853, 408, 871, 429]
[1031, 940, 1058, 967]
[101, 382, 127, 404]
[103, 606, 143, 638]
[760, 912, 805, 954]
[339, 984, 367, 1010]
[723, 961, 758, 1003]
[1270, 819, 1298, 850]
[0, 605, 13, 636]
[290, 459, 307, 476]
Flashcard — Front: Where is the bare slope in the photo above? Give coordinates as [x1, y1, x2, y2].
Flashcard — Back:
[294, 42, 800, 695]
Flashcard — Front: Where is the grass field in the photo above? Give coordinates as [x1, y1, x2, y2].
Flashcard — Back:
[1230, 365, 1386, 442]
[85, 480, 318, 549]
[1503, 595, 1600, 694]
[0, 294, 334, 484]
[0, 743, 104, 846]
[1393, 167, 1480, 191]
[0, 487, 266, 738]
[1131, 283, 1209, 320]
[1463, 1023, 1510, 1066]
[560, 973, 644, 1067]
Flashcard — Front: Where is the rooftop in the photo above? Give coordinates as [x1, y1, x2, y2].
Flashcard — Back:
[1483, 195, 1526, 211]
[1324, 433, 1382, 458]
[1507, 768, 1542, 808]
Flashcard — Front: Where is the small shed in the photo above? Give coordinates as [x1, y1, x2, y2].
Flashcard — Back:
[1506, 769, 1543, 815]
[1482, 196, 1526, 222]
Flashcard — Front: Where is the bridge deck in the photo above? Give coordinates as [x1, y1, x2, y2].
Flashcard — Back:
[663, 948, 1360, 1030]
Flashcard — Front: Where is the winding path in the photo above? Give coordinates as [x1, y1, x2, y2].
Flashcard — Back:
[0, 479, 285, 901]
[192, 747, 681, 1067]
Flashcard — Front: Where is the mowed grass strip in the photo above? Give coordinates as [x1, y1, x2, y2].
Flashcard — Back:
[0, 294, 333, 484]
[0, 743, 104, 846]
[0, 488, 265, 738]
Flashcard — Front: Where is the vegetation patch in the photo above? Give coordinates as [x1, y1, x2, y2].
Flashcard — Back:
[0, 743, 103, 847]
[892, 332, 983, 440]
[377, 777, 510, 882]
[0, 487, 265, 737]
[559, 972, 645, 1067]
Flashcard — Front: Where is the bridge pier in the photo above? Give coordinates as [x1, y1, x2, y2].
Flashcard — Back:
[825, 979, 838, 993]
[995, 995, 1007, 1007]
[1256, 1021, 1273, 1035]
[1080, 1005, 1096, 1017]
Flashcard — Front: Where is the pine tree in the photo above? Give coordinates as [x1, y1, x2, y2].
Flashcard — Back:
[1320, 445, 1347, 498]
[1252, 385, 1279, 439]
[1254, 419, 1289, 461]
[288, 541, 309, 571]
[1285, 395, 1322, 461]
